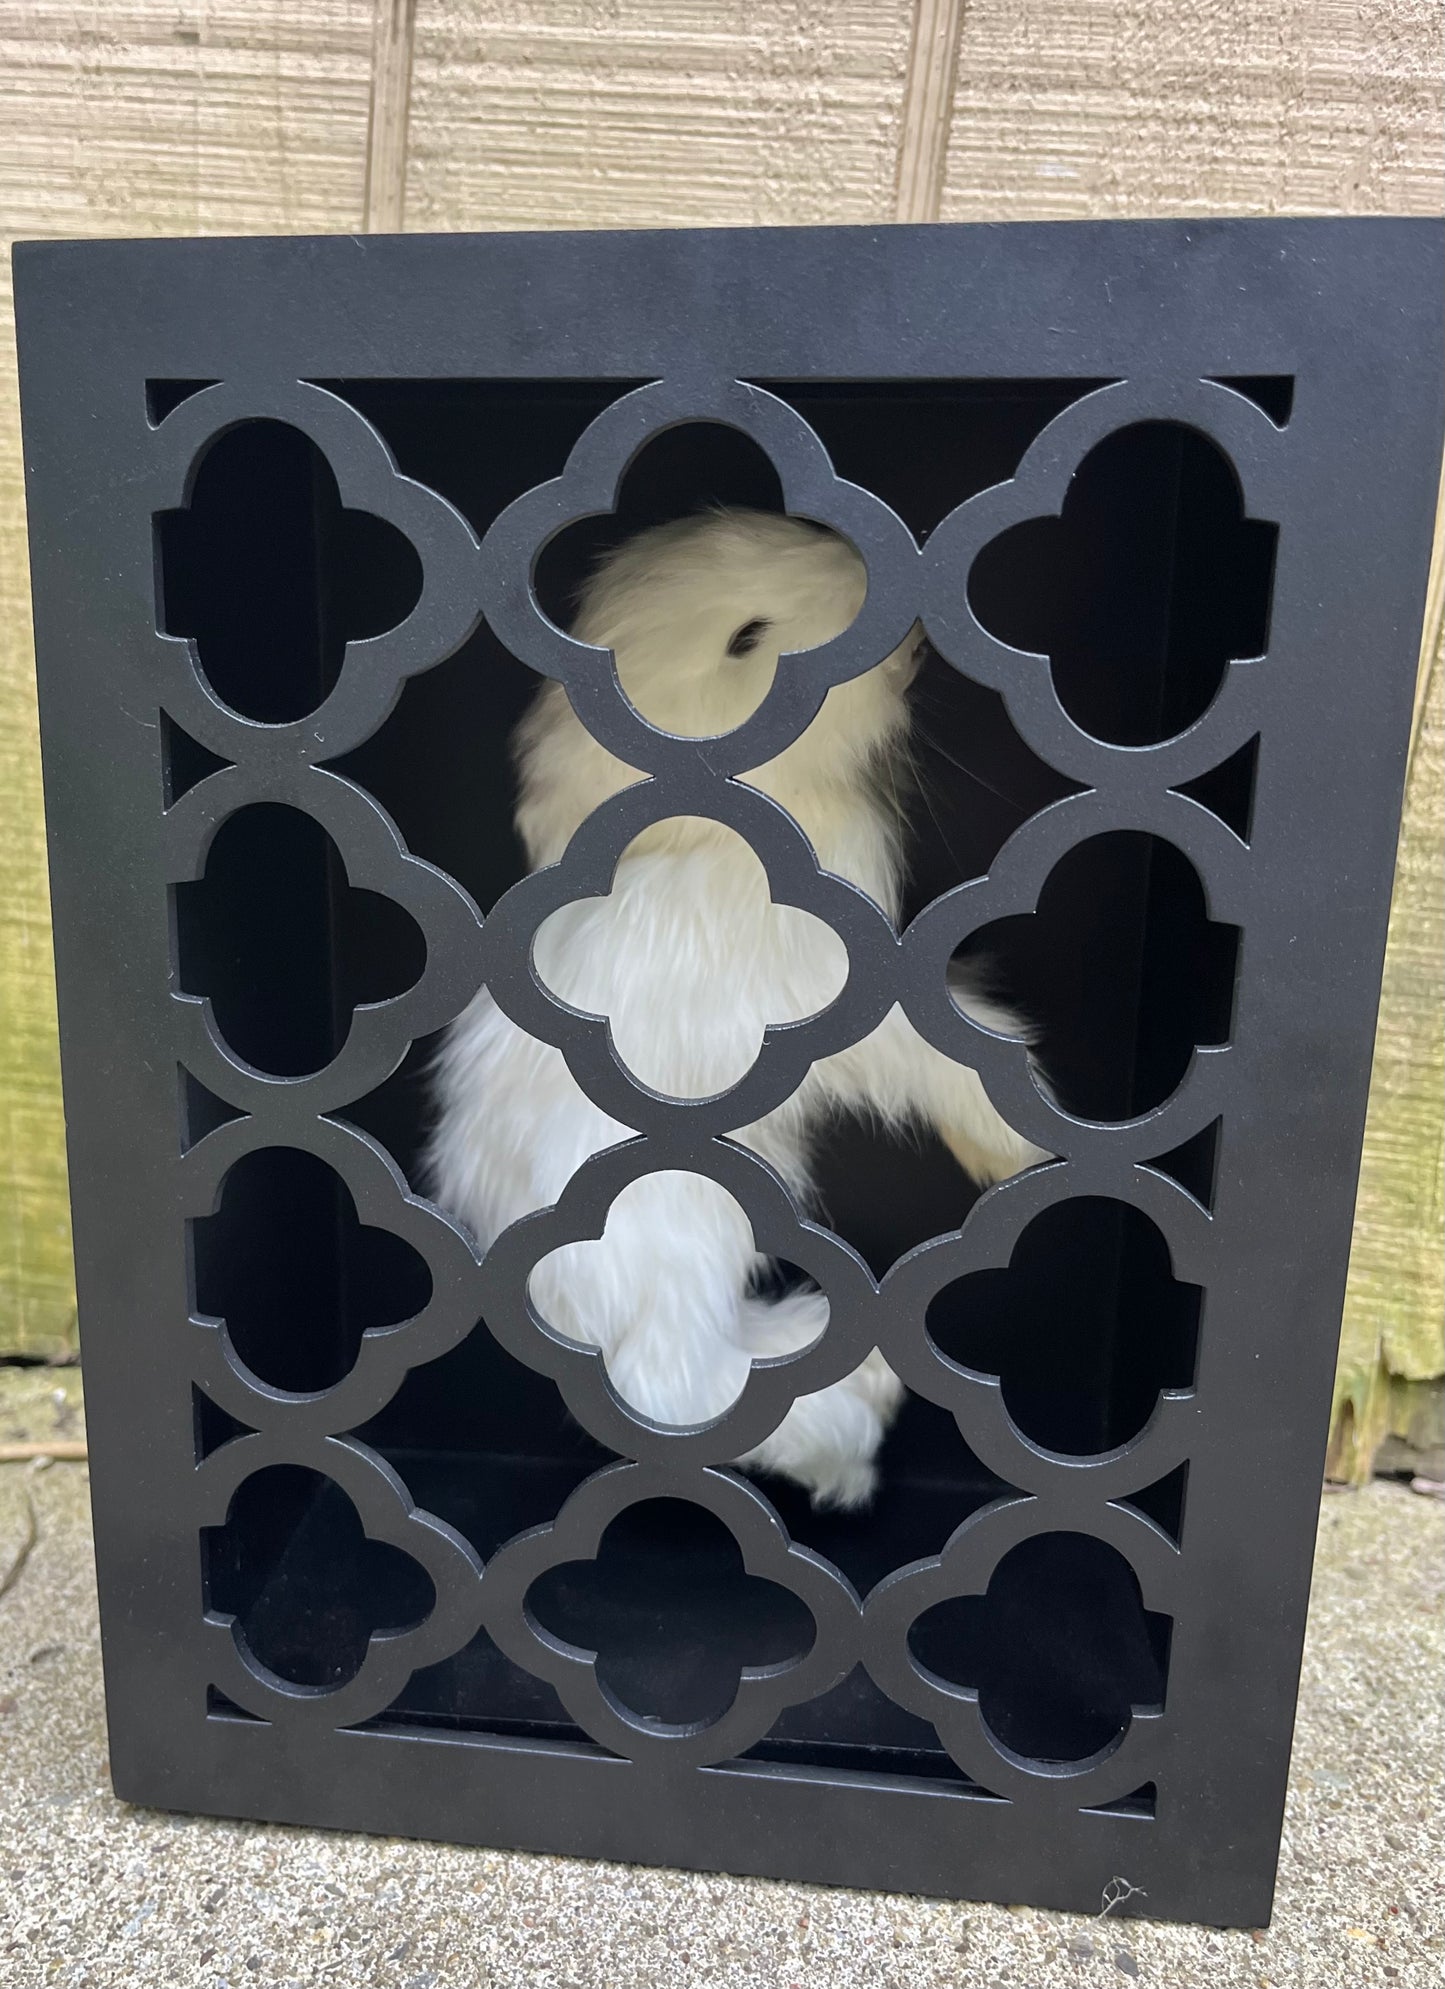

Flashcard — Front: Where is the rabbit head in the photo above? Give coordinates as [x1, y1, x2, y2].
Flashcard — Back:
[515, 508, 920, 873]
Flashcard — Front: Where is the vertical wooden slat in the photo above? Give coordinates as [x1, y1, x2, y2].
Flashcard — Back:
[1408, 466, 1445, 771]
[1330, 610, 1444, 1480]
[895, 0, 968, 222]
[364, 0, 417, 232]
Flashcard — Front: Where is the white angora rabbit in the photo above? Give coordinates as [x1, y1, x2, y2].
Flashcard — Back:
[427, 509, 1044, 1508]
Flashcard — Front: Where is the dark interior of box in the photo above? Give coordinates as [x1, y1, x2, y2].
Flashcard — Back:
[163, 374, 1281, 1787]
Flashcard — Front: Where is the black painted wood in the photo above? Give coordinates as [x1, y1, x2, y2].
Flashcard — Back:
[13, 218, 1443, 1924]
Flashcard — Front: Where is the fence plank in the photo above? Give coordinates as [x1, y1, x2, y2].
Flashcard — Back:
[1330, 609, 1445, 1481]
[939, 0, 1443, 219]
[403, 2, 914, 232]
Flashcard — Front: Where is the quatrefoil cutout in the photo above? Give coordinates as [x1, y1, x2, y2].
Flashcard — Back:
[479, 1463, 860, 1765]
[204, 1463, 436, 1691]
[475, 378, 919, 782]
[951, 830, 1240, 1124]
[531, 818, 849, 1098]
[191, 1146, 433, 1395]
[174, 802, 426, 1079]
[925, 1196, 1200, 1457]
[966, 420, 1277, 748]
[535, 429, 874, 742]
[157, 417, 423, 723]
[526, 1498, 817, 1727]
[908, 1531, 1170, 1767]
[477, 776, 897, 1141]
[528, 1169, 829, 1430]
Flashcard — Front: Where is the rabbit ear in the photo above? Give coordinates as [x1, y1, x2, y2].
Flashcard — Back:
[726, 617, 771, 658]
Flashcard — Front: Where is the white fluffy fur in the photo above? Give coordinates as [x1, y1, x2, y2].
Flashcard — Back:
[427, 510, 1045, 1509]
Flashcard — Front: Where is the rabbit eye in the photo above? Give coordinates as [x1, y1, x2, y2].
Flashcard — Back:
[726, 618, 770, 659]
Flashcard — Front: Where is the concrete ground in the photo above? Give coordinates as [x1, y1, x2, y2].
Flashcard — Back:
[1, 1367, 1440, 1989]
